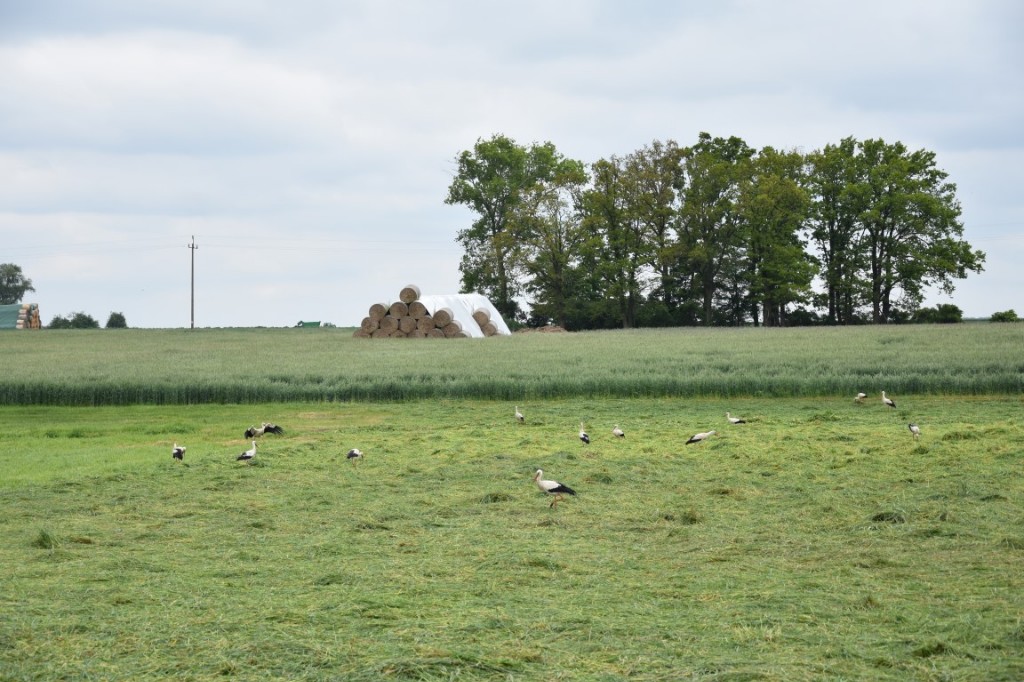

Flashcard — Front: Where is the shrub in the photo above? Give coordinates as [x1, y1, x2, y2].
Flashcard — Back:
[106, 312, 128, 328]
[48, 312, 100, 329]
[990, 309, 1019, 323]
[913, 304, 963, 324]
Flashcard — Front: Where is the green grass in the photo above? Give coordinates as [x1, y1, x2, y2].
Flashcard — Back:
[1, 397, 1022, 680]
[0, 324, 1021, 404]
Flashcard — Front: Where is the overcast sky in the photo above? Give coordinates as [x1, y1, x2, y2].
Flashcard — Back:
[2, 0, 1021, 327]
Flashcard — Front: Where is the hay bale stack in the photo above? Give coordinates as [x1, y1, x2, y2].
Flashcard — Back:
[1, 303, 41, 330]
[352, 286, 510, 339]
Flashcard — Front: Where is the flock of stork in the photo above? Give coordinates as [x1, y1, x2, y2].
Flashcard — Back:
[531, 389, 920, 509]
[171, 421, 364, 466]
[169, 391, 918, 510]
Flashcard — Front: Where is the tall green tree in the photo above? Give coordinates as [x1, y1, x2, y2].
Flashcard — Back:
[581, 156, 649, 328]
[511, 161, 590, 329]
[0, 263, 35, 304]
[675, 133, 755, 325]
[624, 140, 685, 313]
[806, 138, 869, 324]
[856, 138, 985, 323]
[738, 147, 815, 326]
[446, 134, 580, 320]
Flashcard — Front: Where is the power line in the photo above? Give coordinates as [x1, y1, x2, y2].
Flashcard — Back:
[189, 236, 198, 329]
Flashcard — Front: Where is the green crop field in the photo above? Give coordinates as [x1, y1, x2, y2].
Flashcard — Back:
[0, 323, 1021, 404]
[0, 326, 1021, 680]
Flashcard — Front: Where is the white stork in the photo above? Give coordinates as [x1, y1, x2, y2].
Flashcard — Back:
[882, 391, 897, 409]
[578, 423, 590, 445]
[612, 424, 625, 439]
[908, 423, 921, 440]
[237, 441, 257, 462]
[533, 469, 577, 508]
[726, 412, 746, 424]
[686, 429, 716, 445]
[172, 443, 186, 461]
[515, 406, 525, 424]
[346, 448, 363, 465]
[855, 392, 867, 403]
[244, 422, 285, 439]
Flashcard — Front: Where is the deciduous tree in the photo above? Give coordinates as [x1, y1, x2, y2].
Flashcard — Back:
[446, 134, 580, 320]
[0, 263, 35, 304]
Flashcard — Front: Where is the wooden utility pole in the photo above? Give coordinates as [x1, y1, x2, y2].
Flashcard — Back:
[189, 236, 198, 329]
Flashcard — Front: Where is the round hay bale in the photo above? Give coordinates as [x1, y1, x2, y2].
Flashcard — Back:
[409, 300, 429, 319]
[442, 321, 463, 338]
[390, 301, 409, 318]
[427, 328, 446, 338]
[371, 328, 392, 338]
[453, 330, 471, 338]
[391, 329, 408, 338]
[398, 316, 417, 334]
[409, 329, 427, 339]
[433, 307, 453, 327]
[399, 284, 421, 304]
[378, 315, 399, 333]
[368, 303, 388, 320]
[417, 315, 434, 332]
[360, 316, 378, 333]
[352, 328, 371, 338]
[481, 321, 498, 336]
[472, 308, 490, 326]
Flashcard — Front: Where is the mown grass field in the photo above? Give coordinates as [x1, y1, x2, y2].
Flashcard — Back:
[0, 326, 1022, 680]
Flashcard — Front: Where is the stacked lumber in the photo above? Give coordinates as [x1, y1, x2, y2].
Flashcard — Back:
[352, 286, 510, 339]
[0, 303, 41, 330]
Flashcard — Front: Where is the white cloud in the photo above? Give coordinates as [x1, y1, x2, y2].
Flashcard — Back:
[1, 0, 1021, 326]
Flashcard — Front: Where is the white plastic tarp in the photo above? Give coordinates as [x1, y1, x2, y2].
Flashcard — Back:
[417, 293, 511, 337]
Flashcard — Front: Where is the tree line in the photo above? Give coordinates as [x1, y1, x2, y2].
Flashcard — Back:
[446, 133, 986, 328]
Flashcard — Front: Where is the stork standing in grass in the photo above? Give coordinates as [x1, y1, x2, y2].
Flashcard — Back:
[533, 469, 577, 508]
[726, 412, 746, 424]
[882, 391, 897, 409]
[346, 448, 363, 465]
[515, 406, 525, 424]
[855, 392, 867, 403]
[612, 424, 625, 439]
[172, 443, 186, 461]
[578, 423, 590, 445]
[237, 441, 257, 462]
[908, 423, 921, 440]
[686, 429, 716, 445]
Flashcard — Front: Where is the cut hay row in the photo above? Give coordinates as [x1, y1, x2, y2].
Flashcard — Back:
[353, 284, 506, 339]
